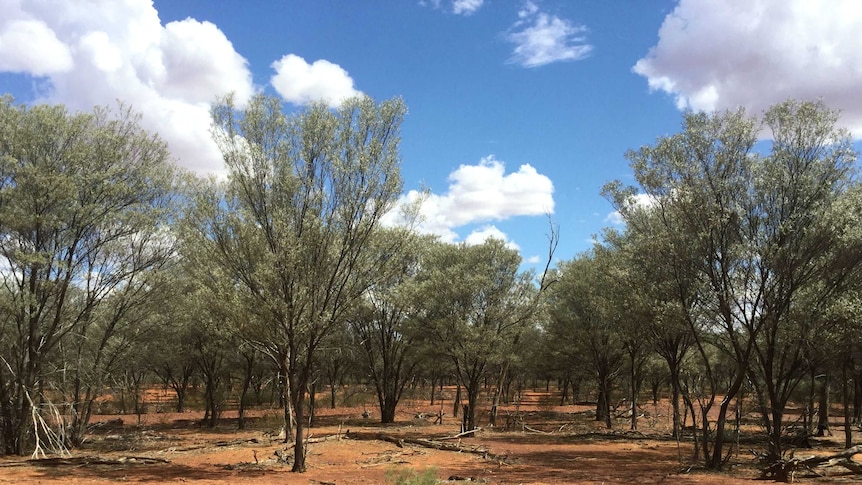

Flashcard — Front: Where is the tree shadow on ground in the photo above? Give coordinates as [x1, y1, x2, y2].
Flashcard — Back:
[25, 460, 236, 483]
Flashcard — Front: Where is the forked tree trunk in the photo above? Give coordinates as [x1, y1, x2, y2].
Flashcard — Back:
[489, 363, 508, 427]
[559, 378, 569, 406]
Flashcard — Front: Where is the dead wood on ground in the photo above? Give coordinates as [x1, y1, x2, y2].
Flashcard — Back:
[0, 455, 170, 467]
[344, 431, 509, 463]
[758, 444, 862, 482]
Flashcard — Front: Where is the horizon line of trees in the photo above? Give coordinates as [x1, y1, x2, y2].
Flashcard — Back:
[0, 94, 860, 474]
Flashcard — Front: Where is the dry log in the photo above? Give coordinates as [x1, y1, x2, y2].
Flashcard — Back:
[0, 456, 171, 467]
[797, 444, 862, 467]
[275, 432, 345, 453]
[760, 444, 862, 482]
[344, 431, 508, 463]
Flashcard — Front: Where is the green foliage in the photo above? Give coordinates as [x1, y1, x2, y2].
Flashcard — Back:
[0, 95, 181, 454]
[347, 230, 429, 423]
[410, 238, 542, 430]
[385, 466, 439, 485]
[184, 93, 410, 471]
[602, 99, 862, 466]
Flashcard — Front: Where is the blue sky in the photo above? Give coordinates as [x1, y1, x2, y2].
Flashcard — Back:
[1, 1, 861, 266]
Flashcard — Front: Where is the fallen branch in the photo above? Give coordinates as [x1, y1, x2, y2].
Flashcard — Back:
[523, 425, 552, 435]
[168, 437, 262, 453]
[344, 431, 508, 463]
[759, 445, 862, 482]
[216, 437, 260, 447]
[797, 444, 862, 467]
[3, 456, 172, 467]
[438, 428, 482, 440]
[290, 433, 343, 447]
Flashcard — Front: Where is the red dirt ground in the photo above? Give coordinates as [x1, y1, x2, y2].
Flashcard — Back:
[0, 392, 856, 484]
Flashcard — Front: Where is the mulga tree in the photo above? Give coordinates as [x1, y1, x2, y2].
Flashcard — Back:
[605, 106, 761, 467]
[184, 94, 409, 472]
[0, 98, 179, 455]
[148, 301, 198, 413]
[605, 99, 861, 467]
[349, 230, 426, 423]
[412, 238, 552, 432]
[747, 102, 861, 460]
[596, 240, 654, 431]
[601, 218, 697, 438]
[546, 251, 626, 429]
[314, 322, 354, 410]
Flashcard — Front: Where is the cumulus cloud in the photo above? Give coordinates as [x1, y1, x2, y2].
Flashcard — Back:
[0, 19, 72, 74]
[634, 0, 862, 136]
[271, 54, 362, 107]
[605, 193, 657, 226]
[383, 155, 554, 246]
[452, 0, 484, 15]
[464, 225, 520, 250]
[507, 1, 593, 68]
[0, 0, 255, 176]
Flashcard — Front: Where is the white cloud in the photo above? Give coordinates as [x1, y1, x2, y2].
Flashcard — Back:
[605, 193, 656, 226]
[0, 19, 72, 74]
[452, 0, 484, 15]
[464, 225, 520, 251]
[383, 155, 554, 245]
[604, 211, 624, 226]
[507, 2, 593, 68]
[0, 0, 255, 176]
[634, 0, 862, 136]
[518, 1, 539, 18]
[420, 0, 482, 15]
[271, 54, 362, 107]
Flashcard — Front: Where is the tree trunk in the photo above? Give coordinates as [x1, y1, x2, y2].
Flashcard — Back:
[817, 373, 831, 437]
[769, 408, 784, 462]
[806, 370, 816, 434]
[292, 385, 306, 472]
[489, 363, 508, 427]
[664, 356, 683, 439]
[238, 357, 255, 430]
[280, 360, 294, 444]
[464, 380, 479, 432]
[842, 363, 852, 449]
[308, 381, 316, 428]
[595, 374, 612, 429]
[174, 381, 187, 413]
[559, 377, 569, 406]
[683, 392, 699, 461]
[381, 396, 397, 423]
[630, 361, 641, 431]
[710, 395, 736, 469]
[670, 376, 681, 439]
[853, 369, 862, 425]
[596, 385, 608, 424]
